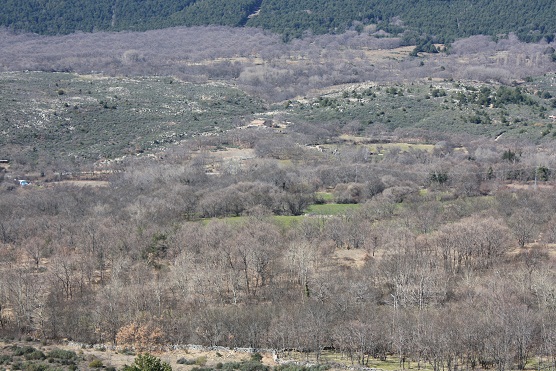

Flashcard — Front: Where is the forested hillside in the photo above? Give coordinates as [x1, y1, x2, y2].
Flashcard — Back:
[3, 102, 556, 371]
[2, 0, 556, 366]
[1, 0, 555, 42]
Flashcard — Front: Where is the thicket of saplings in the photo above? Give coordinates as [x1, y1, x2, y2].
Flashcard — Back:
[1, 127, 556, 371]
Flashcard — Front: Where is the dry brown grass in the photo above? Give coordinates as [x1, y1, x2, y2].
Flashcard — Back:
[332, 248, 370, 269]
[507, 243, 556, 259]
[50, 180, 110, 187]
[362, 45, 415, 62]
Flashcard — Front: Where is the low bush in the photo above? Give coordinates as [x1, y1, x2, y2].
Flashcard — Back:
[238, 361, 269, 371]
[47, 348, 76, 360]
[120, 348, 136, 356]
[122, 353, 172, 371]
[0, 354, 12, 364]
[177, 357, 196, 365]
[12, 346, 36, 356]
[89, 359, 103, 368]
[195, 356, 208, 366]
[22, 363, 48, 371]
[250, 353, 263, 363]
[220, 361, 242, 370]
[24, 350, 46, 360]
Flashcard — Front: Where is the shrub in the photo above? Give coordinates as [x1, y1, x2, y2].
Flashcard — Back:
[220, 361, 242, 371]
[89, 359, 104, 368]
[195, 356, 207, 366]
[177, 358, 196, 365]
[122, 353, 172, 371]
[12, 346, 36, 356]
[47, 349, 76, 360]
[24, 350, 46, 360]
[240, 361, 269, 371]
[250, 353, 263, 363]
[121, 348, 136, 356]
[22, 363, 48, 371]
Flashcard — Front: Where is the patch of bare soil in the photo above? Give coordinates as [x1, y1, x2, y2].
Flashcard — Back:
[508, 243, 556, 260]
[50, 180, 110, 187]
[332, 248, 370, 269]
[502, 182, 556, 191]
[205, 148, 256, 161]
[362, 45, 415, 62]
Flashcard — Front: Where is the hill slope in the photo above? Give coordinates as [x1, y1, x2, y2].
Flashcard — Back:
[1, 0, 555, 42]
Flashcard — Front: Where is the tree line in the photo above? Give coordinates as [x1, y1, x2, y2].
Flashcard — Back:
[1, 0, 555, 43]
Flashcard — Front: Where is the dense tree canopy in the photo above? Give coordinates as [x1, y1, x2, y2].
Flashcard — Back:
[1, 0, 555, 42]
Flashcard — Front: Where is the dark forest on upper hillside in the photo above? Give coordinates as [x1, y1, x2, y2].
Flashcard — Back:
[1, 0, 556, 42]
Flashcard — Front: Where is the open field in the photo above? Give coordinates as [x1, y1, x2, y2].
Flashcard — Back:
[306, 204, 361, 215]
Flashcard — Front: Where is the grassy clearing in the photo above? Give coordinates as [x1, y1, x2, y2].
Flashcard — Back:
[315, 192, 334, 202]
[198, 202, 359, 227]
[367, 142, 436, 153]
[272, 215, 305, 228]
[306, 203, 360, 215]
[285, 350, 436, 371]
